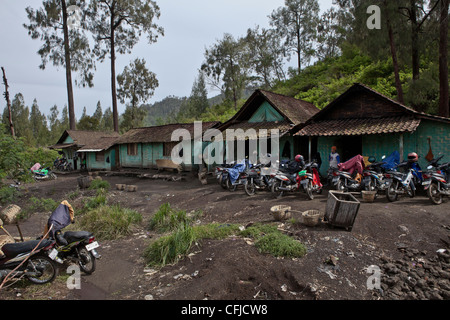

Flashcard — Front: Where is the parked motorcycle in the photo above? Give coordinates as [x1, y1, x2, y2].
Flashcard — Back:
[331, 167, 363, 192]
[0, 223, 58, 285]
[31, 163, 57, 181]
[54, 231, 100, 274]
[304, 160, 323, 195]
[244, 164, 274, 196]
[362, 156, 388, 194]
[271, 169, 302, 199]
[385, 161, 416, 202]
[422, 155, 450, 205]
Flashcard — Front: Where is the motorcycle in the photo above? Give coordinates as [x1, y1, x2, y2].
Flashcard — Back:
[244, 164, 274, 196]
[331, 168, 363, 192]
[0, 223, 58, 285]
[304, 160, 323, 195]
[54, 231, 101, 274]
[31, 163, 57, 181]
[45, 201, 101, 275]
[422, 155, 450, 205]
[385, 161, 416, 202]
[271, 169, 302, 199]
[332, 155, 366, 192]
[362, 156, 388, 194]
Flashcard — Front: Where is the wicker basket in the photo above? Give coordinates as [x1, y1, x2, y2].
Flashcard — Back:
[361, 190, 377, 203]
[302, 210, 323, 227]
[0, 204, 21, 224]
[270, 205, 292, 221]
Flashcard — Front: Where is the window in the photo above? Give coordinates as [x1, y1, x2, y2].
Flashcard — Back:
[96, 151, 105, 162]
[163, 142, 177, 157]
[127, 143, 138, 156]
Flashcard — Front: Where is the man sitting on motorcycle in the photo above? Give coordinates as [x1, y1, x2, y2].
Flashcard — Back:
[283, 155, 305, 182]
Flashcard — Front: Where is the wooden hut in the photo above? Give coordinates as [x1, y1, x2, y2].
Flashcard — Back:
[50, 130, 120, 170]
[216, 89, 319, 162]
[292, 83, 450, 175]
[114, 121, 221, 171]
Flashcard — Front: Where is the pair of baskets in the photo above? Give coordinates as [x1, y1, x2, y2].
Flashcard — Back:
[270, 205, 323, 227]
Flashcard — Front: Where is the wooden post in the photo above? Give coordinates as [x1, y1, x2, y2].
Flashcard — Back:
[308, 136, 312, 162]
[399, 133, 404, 161]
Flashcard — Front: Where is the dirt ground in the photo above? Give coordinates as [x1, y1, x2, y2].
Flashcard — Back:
[0, 169, 449, 302]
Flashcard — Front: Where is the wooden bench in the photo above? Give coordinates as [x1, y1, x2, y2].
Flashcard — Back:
[156, 159, 182, 174]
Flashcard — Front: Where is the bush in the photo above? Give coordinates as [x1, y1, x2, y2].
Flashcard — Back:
[0, 186, 19, 205]
[239, 223, 307, 258]
[88, 179, 110, 191]
[75, 204, 142, 240]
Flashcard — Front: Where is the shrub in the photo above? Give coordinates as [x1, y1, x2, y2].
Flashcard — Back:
[75, 204, 142, 240]
[88, 179, 110, 191]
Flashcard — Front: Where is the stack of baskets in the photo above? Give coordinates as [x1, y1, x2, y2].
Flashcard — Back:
[270, 205, 292, 221]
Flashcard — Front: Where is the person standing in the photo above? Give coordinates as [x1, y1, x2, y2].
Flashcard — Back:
[329, 146, 340, 169]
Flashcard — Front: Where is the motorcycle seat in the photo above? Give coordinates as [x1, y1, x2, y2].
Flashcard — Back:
[63, 231, 93, 243]
[1, 239, 53, 259]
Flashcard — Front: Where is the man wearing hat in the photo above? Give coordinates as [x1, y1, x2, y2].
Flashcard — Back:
[329, 146, 340, 169]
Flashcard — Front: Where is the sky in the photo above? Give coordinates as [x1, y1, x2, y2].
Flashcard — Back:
[0, 0, 333, 120]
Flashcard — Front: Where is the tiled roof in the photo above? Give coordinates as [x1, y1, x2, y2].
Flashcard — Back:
[222, 120, 292, 139]
[78, 136, 120, 152]
[295, 116, 421, 136]
[50, 130, 120, 149]
[115, 121, 221, 144]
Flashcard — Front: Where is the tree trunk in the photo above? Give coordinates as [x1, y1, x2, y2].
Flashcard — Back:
[384, 1, 404, 104]
[110, 13, 119, 132]
[439, 0, 449, 118]
[410, 0, 420, 81]
[1, 67, 15, 138]
[61, 0, 76, 130]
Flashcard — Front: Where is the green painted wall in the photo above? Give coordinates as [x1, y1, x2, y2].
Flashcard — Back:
[249, 101, 284, 122]
[85, 150, 114, 170]
[315, 120, 450, 176]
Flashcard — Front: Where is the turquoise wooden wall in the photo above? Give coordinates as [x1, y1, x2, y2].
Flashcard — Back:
[316, 120, 450, 176]
[85, 149, 114, 170]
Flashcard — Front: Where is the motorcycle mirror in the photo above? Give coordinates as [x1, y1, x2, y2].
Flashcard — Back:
[382, 155, 386, 160]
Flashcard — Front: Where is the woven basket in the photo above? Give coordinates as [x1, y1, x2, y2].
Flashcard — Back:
[270, 205, 292, 221]
[0, 204, 21, 224]
[361, 190, 377, 203]
[302, 210, 323, 227]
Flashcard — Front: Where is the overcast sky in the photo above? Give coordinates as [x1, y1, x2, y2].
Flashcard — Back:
[0, 0, 333, 119]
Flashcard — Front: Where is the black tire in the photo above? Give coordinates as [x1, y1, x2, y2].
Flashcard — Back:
[26, 254, 57, 284]
[271, 180, 284, 199]
[244, 178, 256, 196]
[226, 178, 237, 192]
[77, 247, 96, 274]
[336, 179, 347, 192]
[305, 180, 314, 200]
[386, 180, 399, 202]
[427, 182, 443, 205]
[219, 174, 227, 189]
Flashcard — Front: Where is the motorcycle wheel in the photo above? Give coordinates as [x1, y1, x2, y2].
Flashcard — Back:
[427, 182, 443, 205]
[77, 247, 96, 274]
[219, 174, 227, 189]
[244, 179, 256, 196]
[336, 179, 347, 192]
[226, 178, 237, 192]
[305, 180, 314, 200]
[406, 181, 415, 198]
[26, 254, 57, 284]
[271, 180, 284, 199]
[386, 180, 399, 202]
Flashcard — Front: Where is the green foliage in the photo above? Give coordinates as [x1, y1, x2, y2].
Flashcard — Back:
[0, 186, 19, 206]
[28, 196, 59, 212]
[88, 179, 110, 191]
[144, 220, 195, 267]
[75, 204, 142, 240]
[240, 223, 307, 258]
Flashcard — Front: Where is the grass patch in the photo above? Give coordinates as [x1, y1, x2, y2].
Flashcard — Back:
[89, 179, 110, 191]
[240, 223, 307, 258]
[74, 204, 142, 240]
[144, 204, 306, 268]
